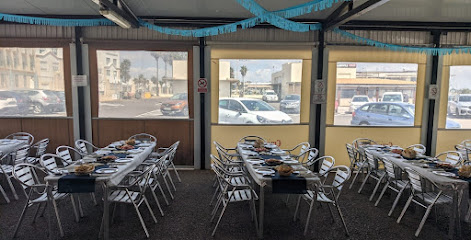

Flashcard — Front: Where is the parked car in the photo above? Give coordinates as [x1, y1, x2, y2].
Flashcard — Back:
[382, 92, 404, 102]
[0, 91, 18, 115]
[47, 90, 66, 112]
[262, 90, 278, 102]
[0, 90, 31, 114]
[349, 95, 370, 113]
[351, 102, 461, 128]
[448, 94, 471, 116]
[280, 94, 300, 113]
[219, 98, 292, 124]
[18, 89, 63, 114]
[160, 93, 188, 116]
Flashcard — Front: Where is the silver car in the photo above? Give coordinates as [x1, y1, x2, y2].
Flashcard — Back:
[219, 98, 292, 124]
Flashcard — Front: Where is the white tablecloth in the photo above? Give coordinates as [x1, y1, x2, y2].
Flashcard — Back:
[0, 139, 28, 155]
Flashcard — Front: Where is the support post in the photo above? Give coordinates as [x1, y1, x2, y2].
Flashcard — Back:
[199, 37, 206, 169]
[425, 31, 441, 156]
[74, 27, 86, 139]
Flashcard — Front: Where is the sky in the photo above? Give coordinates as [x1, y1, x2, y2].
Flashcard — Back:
[450, 66, 471, 90]
[118, 51, 188, 80]
[221, 59, 302, 83]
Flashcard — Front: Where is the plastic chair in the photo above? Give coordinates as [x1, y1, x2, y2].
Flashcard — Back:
[26, 138, 49, 165]
[75, 139, 99, 155]
[6, 132, 34, 145]
[358, 150, 386, 201]
[406, 144, 426, 155]
[434, 151, 463, 166]
[374, 157, 410, 216]
[0, 145, 31, 202]
[294, 166, 351, 236]
[397, 168, 453, 237]
[12, 163, 79, 238]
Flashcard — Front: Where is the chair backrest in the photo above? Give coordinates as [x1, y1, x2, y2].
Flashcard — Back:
[128, 133, 157, 143]
[346, 143, 359, 166]
[214, 145, 233, 165]
[238, 135, 266, 143]
[406, 144, 426, 155]
[454, 144, 470, 162]
[461, 139, 471, 147]
[365, 150, 378, 170]
[435, 151, 463, 166]
[75, 139, 98, 155]
[315, 156, 336, 176]
[13, 163, 46, 190]
[382, 157, 400, 179]
[293, 142, 311, 162]
[352, 138, 377, 148]
[32, 138, 49, 158]
[6, 132, 34, 145]
[328, 165, 351, 192]
[305, 148, 319, 165]
[56, 146, 82, 165]
[404, 167, 424, 193]
[11, 145, 31, 165]
[39, 153, 65, 173]
[166, 141, 180, 163]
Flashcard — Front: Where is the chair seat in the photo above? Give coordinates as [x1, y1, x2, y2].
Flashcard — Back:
[227, 189, 257, 202]
[303, 190, 334, 203]
[26, 157, 39, 164]
[0, 165, 13, 174]
[31, 191, 68, 203]
[415, 192, 453, 205]
[392, 180, 409, 189]
[109, 190, 141, 203]
[228, 176, 248, 186]
[355, 162, 368, 168]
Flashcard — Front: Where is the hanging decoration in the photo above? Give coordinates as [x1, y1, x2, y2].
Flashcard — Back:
[0, 13, 114, 27]
[333, 28, 471, 56]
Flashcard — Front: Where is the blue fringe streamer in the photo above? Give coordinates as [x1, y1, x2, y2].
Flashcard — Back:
[333, 28, 471, 56]
[0, 13, 115, 27]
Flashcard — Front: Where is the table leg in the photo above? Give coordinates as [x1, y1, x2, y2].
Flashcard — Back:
[103, 183, 109, 240]
[448, 191, 458, 239]
[258, 185, 264, 239]
[46, 185, 53, 240]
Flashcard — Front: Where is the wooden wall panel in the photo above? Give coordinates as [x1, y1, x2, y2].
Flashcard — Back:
[0, 119, 22, 138]
[95, 120, 145, 147]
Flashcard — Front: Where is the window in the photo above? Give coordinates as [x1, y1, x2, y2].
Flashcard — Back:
[0, 47, 66, 117]
[334, 62, 418, 126]
[445, 66, 471, 129]
[97, 50, 189, 119]
[218, 59, 302, 124]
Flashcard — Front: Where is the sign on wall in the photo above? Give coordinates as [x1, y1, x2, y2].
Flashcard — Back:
[428, 84, 438, 99]
[197, 78, 208, 93]
[72, 75, 88, 87]
[312, 79, 326, 104]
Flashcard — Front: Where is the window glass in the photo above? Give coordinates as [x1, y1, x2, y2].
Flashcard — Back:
[218, 59, 302, 124]
[0, 47, 66, 116]
[335, 62, 418, 126]
[219, 99, 229, 109]
[97, 50, 188, 118]
[445, 66, 471, 129]
[228, 100, 244, 112]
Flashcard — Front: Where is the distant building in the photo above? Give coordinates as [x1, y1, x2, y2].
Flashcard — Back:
[97, 51, 121, 101]
[219, 61, 239, 98]
[357, 70, 417, 81]
[162, 60, 188, 95]
[271, 62, 302, 99]
[336, 63, 357, 79]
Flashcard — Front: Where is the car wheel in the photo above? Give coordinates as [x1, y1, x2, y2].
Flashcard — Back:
[162, 112, 169, 116]
[33, 104, 44, 114]
[182, 106, 189, 116]
[246, 121, 253, 124]
[359, 121, 369, 126]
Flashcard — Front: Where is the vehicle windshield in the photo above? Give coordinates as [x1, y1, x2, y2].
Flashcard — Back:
[352, 96, 369, 102]
[405, 105, 415, 115]
[383, 94, 402, 102]
[459, 96, 471, 102]
[240, 100, 275, 111]
[285, 95, 300, 100]
[266, 92, 276, 95]
[170, 93, 186, 100]
[43, 90, 60, 99]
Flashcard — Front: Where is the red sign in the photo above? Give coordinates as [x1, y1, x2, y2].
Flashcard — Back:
[197, 78, 208, 93]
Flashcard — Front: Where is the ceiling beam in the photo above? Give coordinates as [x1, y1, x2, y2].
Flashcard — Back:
[323, 1, 351, 24]
[99, 0, 139, 28]
[324, 0, 390, 30]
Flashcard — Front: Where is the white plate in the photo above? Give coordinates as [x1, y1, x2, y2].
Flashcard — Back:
[254, 169, 275, 175]
[115, 158, 132, 163]
[264, 143, 277, 148]
[432, 171, 456, 177]
[283, 160, 299, 164]
[95, 168, 119, 174]
[247, 159, 264, 164]
[137, 143, 152, 147]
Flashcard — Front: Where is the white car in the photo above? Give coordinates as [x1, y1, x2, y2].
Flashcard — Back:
[449, 94, 471, 116]
[349, 95, 370, 113]
[262, 90, 279, 102]
[219, 98, 292, 124]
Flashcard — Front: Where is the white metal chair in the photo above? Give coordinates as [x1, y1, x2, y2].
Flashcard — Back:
[294, 165, 351, 236]
[434, 151, 463, 166]
[56, 146, 83, 166]
[210, 160, 258, 236]
[307, 156, 335, 183]
[0, 145, 31, 202]
[454, 144, 470, 163]
[128, 133, 157, 143]
[283, 142, 310, 163]
[146, 152, 176, 200]
[6, 132, 34, 145]
[12, 163, 79, 238]
[39, 154, 69, 174]
[213, 141, 240, 160]
[460, 139, 471, 147]
[374, 157, 410, 216]
[75, 139, 99, 155]
[101, 164, 157, 238]
[26, 138, 49, 165]
[397, 168, 453, 237]
[151, 141, 182, 183]
[406, 144, 426, 155]
[347, 143, 369, 190]
[358, 150, 386, 201]
[238, 135, 266, 143]
[352, 138, 377, 149]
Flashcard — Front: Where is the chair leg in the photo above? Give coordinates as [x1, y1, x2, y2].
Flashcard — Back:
[349, 168, 361, 190]
[358, 172, 371, 194]
[293, 195, 302, 221]
[90, 193, 98, 206]
[162, 175, 174, 200]
[250, 198, 259, 232]
[151, 189, 165, 217]
[170, 162, 182, 183]
[303, 198, 316, 236]
[6, 175, 19, 200]
[143, 196, 158, 224]
[77, 195, 84, 217]
[211, 196, 223, 221]
[326, 202, 335, 223]
[70, 195, 80, 223]
[0, 183, 10, 203]
[209, 187, 219, 206]
[397, 194, 414, 224]
[369, 175, 385, 201]
[157, 183, 170, 205]
[111, 203, 117, 224]
[12, 200, 29, 238]
[212, 201, 229, 237]
[389, 186, 407, 217]
[466, 199, 471, 222]
[335, 201, 350, 236]
[375, 181, 390, 206]
[51, 198, 65, 237]
[133, 203, 150, 238]
[32, 202, 42, 223]
[415, 204, 435, 237]
[285, 194, 290, 205]
[167, 173, 177, 192]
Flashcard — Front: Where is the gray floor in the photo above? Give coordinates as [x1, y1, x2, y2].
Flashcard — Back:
[0, 170, 470, 240]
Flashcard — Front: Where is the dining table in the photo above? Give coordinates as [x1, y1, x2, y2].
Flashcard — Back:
[359, 145, 469, 239]
[44, 140, 156, 240]
[237, 142, 320, 238]
[0, 138, 29, 156]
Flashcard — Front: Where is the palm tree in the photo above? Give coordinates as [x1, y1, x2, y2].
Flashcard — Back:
[240, 65, 248, 97]
[150, 53, 161, 96]
[120, 59, 131, 84]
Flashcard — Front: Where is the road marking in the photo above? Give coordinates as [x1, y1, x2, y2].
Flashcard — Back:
[100, 103, 124, 107]
[136, 110, 162, 118]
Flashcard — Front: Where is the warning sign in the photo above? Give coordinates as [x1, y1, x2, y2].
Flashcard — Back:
[197, 78, 208, 93]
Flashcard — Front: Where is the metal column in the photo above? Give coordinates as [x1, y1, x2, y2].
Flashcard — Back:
[425, 31, 441, 156]
[74, 27, 86, 139]
[199, 37, 206, 169]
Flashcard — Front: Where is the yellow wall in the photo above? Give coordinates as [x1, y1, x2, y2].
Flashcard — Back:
[325, 47, 427, 166]
[436, 54, 471, 154]
[210, 46, 313, 155]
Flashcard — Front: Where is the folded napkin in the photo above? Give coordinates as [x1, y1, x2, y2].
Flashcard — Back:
[58, 175, 96, 193]
[272, 172, 307, 194]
